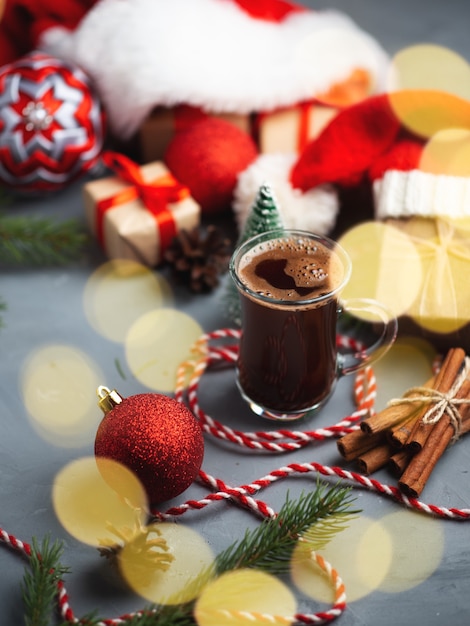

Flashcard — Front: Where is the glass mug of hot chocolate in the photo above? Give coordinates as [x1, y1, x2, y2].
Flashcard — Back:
[229, 229, 397, 421]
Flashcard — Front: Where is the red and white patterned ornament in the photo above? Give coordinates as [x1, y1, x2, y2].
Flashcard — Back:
[0, 51, 105, 193]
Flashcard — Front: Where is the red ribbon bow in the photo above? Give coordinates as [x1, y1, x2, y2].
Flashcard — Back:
[96, 150, 190, 255]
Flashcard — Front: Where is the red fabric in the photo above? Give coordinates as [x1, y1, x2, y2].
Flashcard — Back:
[232, 0, 307, 21]
[0, 0, 307, 68]
[290, 94, 402, 191]
[0, 0, 98, 66]
[368, 139, 423, 182]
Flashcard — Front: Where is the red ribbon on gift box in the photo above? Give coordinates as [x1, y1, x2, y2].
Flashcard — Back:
[253, 99, 316, 154]
[96, 150, 190, 253]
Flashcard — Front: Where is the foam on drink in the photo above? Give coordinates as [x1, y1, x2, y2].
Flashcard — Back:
[238, 235, 345, 303]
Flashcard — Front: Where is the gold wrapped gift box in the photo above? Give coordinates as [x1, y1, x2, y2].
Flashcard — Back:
[338, 217, 470, 353]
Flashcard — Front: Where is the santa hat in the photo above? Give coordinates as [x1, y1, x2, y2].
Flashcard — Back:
[232, 89, 470, 235]
[36, 0, 389, 140]
[290, 89, 470, 221]
[233, 152, 339, 235]
[232, 93, 401, 236]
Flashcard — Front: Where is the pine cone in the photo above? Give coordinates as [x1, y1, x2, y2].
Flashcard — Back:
[164, 225, 232, 292]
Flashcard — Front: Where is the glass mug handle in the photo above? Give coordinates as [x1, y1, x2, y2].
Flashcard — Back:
[337, 297, 398, 376]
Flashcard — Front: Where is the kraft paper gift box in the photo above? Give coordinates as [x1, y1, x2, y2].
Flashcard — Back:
[255, 69, 374, 154]
[139, 104, 251, 163]
[255, 101, 339, 154]
[83, 152, 200, 267]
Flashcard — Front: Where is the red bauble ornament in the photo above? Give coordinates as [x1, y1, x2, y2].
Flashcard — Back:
[95, 387, 204, 505]
[0, 51, 106, 193]
[164, 117, 258, 215]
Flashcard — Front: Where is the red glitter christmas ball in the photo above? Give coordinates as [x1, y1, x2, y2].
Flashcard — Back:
[95, 389, 204, 505]
[0, 51, 106, 193]
[164, 116, 258, 215]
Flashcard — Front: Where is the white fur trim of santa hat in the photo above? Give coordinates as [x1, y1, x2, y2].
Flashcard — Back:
[233, 153, 339, 235]
[374, 170, 470, 219]
[40, 0, 389, 139]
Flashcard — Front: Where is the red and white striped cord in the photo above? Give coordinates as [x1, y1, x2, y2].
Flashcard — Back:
[157, 466, 470, 522]
[1, 329, 468, 625]
[174, 329, 376, 453]
[0, 516, 346, 625]
[170, 328, 470, 522]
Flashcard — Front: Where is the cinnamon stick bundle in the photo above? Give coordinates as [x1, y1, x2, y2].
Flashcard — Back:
[398, 376, 470, 497]
[336, 346, 470, 497]
[360, 376, 435, 437]
[405, 347, 467, 452]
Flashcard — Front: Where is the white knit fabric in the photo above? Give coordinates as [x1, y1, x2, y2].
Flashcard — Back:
[374, 169, 470, 219]
[233, 153, 339, 235]
[40, 0, 389, 138]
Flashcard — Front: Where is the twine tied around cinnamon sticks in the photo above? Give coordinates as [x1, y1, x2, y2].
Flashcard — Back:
[337, 347, 470, 498]
[387, 355, 470, 443]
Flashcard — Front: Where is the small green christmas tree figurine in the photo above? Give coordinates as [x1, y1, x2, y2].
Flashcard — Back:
[223, 182, 284, 326]
[236, 181, 284, 245]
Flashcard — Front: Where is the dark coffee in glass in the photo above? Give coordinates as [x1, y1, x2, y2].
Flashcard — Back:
[230, 230, 397, 421]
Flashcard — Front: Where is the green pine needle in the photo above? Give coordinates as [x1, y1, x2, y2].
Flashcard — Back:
[117, 605, 197, 626]
[61, 604, 198, 626]
[214, 484, 357, 577]
[223, 182, 285, 325]
[0, 214, 88, 266]
[23, 485, 357, 626]
[22, 536, 69, 626]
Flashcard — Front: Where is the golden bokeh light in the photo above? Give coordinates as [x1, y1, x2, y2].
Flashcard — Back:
[119, 523, 214, 605]
[21, 344, 104, 447]
[340, 217, 470, 337]
[338, 221, 422, 319]
[83, 259, 173, 343]
[377, 510, 444, 593]
[385, 89, 470, 141]
[420, 128, 470, 176]
[291, 516, 392, 602]
[125, 308, 203, 391]
[372, 336, 436, 411]
[52, 456, 147, 547]
[388, 44, 470, 101]
[195, 568, 296, 626]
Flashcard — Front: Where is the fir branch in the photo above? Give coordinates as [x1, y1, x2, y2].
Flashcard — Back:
[24, 486, 357, 626]
[60, 604, 197, 626]
[0, 215, 88, 266]
[118, 605, 197, 626]
[214, 484, 357, 576]
[22, 536, 69, 626]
